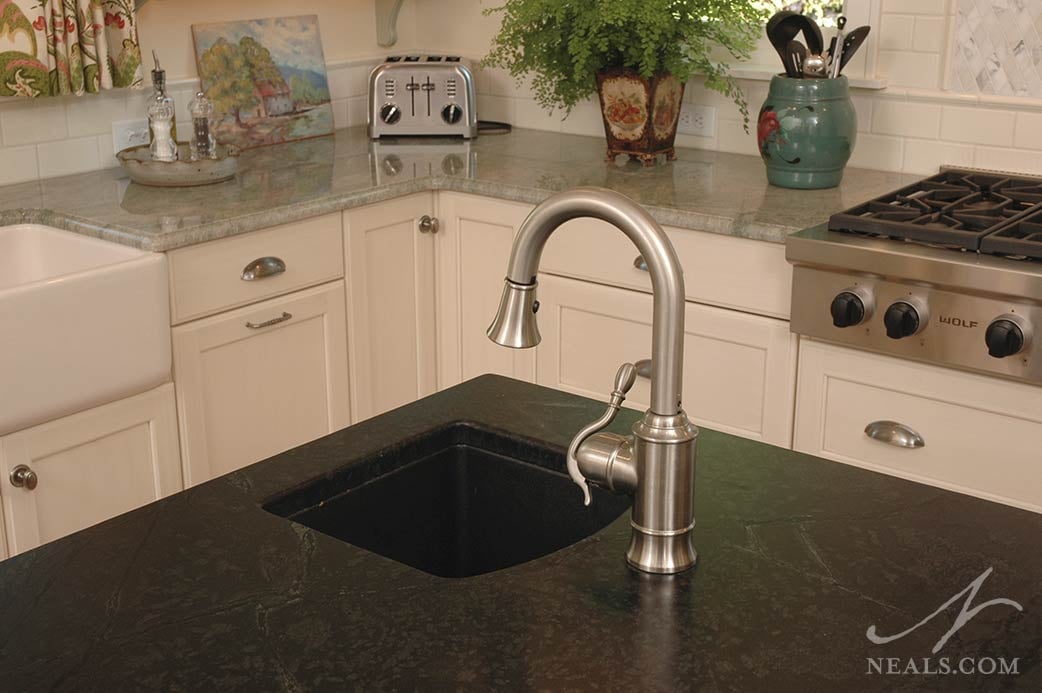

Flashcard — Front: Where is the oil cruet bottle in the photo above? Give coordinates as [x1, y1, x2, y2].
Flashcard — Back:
[148, 51, 178, 162]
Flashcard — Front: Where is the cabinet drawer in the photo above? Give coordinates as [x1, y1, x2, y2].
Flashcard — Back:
[794, 340, 1042, 513]
[168, 214, 343, 324]
[535, 274, 797, 446]
[540, 216, 792, 319]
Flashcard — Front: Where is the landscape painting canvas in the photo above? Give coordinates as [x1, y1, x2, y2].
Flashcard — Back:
[192, 15, 334, 150]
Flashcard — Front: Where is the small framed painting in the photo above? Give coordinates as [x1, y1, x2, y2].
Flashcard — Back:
[192, 15, 334, 149]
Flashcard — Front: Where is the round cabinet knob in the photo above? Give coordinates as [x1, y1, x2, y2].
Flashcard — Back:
[441, 103, 463, 125]
[985, 319, 1026, 358]
[380, 103, 402, 125]
[830, 291, 866, 328]
[10, 465, 38, 490]
[884, 302, 921, 339]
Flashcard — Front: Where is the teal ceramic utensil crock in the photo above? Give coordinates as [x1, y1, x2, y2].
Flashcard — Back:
[757, 75, 856, 189]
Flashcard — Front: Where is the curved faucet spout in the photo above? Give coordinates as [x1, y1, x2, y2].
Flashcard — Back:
[499, 187, 686, 416]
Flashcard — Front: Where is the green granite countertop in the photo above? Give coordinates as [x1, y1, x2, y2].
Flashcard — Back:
[0, 126, 917, 252]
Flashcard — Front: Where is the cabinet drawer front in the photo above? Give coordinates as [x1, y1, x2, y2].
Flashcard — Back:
[795, 340, 1042, 512]
[535, 274, 797, 446]
[539, 216, 791, 319]
[172, 282, 350, 486]
[168, 214, 344, 324]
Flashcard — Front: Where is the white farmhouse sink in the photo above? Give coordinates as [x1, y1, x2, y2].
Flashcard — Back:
[0, 225, 170, 435]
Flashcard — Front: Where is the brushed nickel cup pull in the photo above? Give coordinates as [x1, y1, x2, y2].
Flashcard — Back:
[864, 421, 925, 449]
[634, 359, 653, 379]
[418, 215, 439, 234]
[245, 312, 293, 330]
[10, 465, 38, 490]
[633, 255, 648, 272]
[241, 256, 286, 281]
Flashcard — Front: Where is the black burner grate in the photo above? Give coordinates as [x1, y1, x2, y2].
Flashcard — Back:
[981, 210, 1042, 259]
[829, 169, 1042, 256]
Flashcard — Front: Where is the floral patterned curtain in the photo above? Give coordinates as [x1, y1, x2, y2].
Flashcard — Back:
[0, 0, 142, 98]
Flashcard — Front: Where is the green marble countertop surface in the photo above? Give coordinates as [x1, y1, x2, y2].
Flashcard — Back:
[0, 126, 918, 252]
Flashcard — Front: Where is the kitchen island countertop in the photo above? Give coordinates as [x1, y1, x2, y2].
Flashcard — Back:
[0, 127, 917, 251]
[0, 376, 1038, 691]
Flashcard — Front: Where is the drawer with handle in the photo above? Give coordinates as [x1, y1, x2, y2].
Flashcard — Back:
[539, 216, 792, 319]
[794, 340, 1042, 513]
[167, 214, 344, 324]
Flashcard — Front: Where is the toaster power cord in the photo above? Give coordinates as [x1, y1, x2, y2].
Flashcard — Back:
[477, 120, 512, 135]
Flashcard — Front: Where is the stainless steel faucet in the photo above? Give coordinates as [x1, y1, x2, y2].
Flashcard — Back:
[487, 187, 698, 574]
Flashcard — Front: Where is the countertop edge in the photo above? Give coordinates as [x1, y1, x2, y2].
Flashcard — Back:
[0, 174, 800, 252]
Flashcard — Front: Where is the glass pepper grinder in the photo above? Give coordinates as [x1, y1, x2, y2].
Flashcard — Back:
[188, 91, 217, 161]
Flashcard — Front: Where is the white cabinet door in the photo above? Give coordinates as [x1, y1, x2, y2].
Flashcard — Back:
[534, 274, 798, 447]
[0, 384, 182, 556]
[436, 193, 536, 387]
[344, 194, 437, 421]
[173, 281, 350, 486]
[794, 339, 1042, 513]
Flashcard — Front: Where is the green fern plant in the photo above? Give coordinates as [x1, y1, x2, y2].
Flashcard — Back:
[482, 0, 766, 127]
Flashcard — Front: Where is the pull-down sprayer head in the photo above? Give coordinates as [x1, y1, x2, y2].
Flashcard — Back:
[486, 279, 541, 349]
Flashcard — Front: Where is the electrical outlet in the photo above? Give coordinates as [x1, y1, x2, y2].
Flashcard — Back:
[677, 103, 716, 138]
[111, 118, 150, 154]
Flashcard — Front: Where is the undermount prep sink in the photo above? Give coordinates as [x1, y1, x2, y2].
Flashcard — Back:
[264, 424, 631, 578]
[0, 224, 170, 435]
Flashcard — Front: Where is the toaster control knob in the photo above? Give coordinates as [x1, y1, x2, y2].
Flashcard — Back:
[830, 290, 870, 328]
[380, 103, 402, 125]
[441, 103, 464, 125]
[884, 301, 922, 339]
[985, 318, 1027, 358]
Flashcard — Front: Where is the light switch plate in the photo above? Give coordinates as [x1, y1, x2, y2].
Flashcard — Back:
[677, 103, 716, 138]
[111, 118, 150, 155]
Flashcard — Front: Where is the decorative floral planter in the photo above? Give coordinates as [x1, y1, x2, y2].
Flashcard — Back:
[757, 75, 857, 189]
[595, 68, 685, 166]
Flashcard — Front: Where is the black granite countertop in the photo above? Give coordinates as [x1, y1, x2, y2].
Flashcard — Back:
[0, 376, 1038, 691]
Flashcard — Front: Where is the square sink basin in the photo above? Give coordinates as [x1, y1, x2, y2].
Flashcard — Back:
[0, 225, 170, 434]
[264, 424, 631, 578]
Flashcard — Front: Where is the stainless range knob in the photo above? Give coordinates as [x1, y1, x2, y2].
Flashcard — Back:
[883, 297, 929, 339]
[380, 103, 402, 124]
[830, 287, 874, 328]
[441, 103, 463, 124]
[986, 315, 1031, 358]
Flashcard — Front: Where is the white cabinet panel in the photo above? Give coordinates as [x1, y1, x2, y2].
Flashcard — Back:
[540, 215, 792, 319]
[173, 282, 350, 485]
[0, 384, 181, 556]
[795, 339, 1042, 512]
[344, 194, 437, 421]
[436, 193, 536, 387]
[535, 274, 797, 446]
[167, 213, 343, 324]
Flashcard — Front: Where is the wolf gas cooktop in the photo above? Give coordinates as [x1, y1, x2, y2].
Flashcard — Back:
[787, 167, 1042, 384]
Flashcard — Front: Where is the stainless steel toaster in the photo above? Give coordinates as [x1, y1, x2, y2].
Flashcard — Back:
[368, 55, 477, 139]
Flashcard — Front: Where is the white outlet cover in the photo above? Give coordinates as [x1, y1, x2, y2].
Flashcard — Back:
[111, 118, 150, 155]
[677, 103, 716, 138]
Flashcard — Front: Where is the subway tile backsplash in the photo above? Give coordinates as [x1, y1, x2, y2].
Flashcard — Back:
[0, 61, 375, 187]
[2, 3, 1042, 185]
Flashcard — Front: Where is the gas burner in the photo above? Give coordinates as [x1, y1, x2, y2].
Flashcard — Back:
[830, 168, 1042, 256]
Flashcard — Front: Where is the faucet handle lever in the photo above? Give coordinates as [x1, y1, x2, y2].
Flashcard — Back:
[567, 362, 637, 506]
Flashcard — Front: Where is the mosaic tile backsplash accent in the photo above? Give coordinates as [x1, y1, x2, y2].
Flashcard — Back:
[950, 0, 1042, 96]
